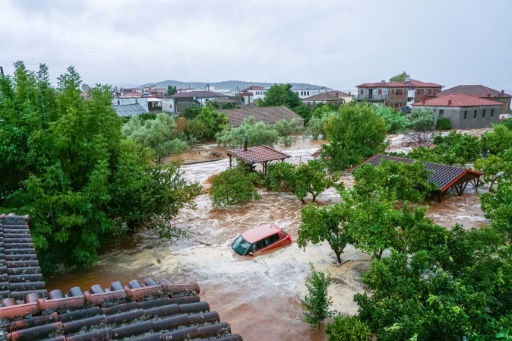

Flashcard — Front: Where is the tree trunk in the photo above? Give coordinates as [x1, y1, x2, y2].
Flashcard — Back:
[335, 250, 342, 264]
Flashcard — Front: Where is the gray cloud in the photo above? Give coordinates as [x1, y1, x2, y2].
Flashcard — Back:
[1, 0, 511, 91]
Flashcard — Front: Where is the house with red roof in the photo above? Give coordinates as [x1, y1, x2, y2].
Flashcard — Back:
[356, 79, 443, 109]
[412, 93, 502, 129]
[437, 85, 511, 114]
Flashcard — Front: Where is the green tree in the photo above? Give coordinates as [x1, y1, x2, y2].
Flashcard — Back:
[265, 162, 297, 192]
[188, 104, 228, 142]
[0, 62, 201, 270]
[481, 181, 512, 239]
[474, 154, 512, 191]
[258, 83, 302, 109]
[166, 85, 177, 97]
[294, 160, 341, 203]
[209, 168, 261, 206]
[216, 116, 279, 147]
[389, 71, 410, 82]
[273, 118, 301, 146]
[302, 264, 332, 328]
[352, 160, 437, 203]
[298, 203, 351, 263]
[322, 104, 387, 171]
[370, 104, 410, 133]
[325, 315, 372, 341]
[122, 113, 188, 164]
[481, 123, 512, 155]
[410, 108, 435, 132]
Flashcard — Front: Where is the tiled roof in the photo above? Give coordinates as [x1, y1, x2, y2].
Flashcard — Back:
[227, 145, 290, 164]
[356, 80, 442, 89]
[1, 278, 242, 341]
[405, 79, 443, 88]
[303, 90, 352, 102]
[218, 106, 304, 127]
[438, 85, 511, 98]
[241, 86, 265, 91]
[0, 215, 243, 341]
[113, 104, 147, 117]
[170, 91, 226, 99]
[354, 154, 482, 192]
[412, 93, 502, 107]
[0, 214, 47, 302]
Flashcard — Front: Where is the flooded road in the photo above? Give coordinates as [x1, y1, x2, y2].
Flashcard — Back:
[46, 135, 488, 341]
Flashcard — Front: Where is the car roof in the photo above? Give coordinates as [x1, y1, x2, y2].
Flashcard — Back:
[241, 224, 283, 243]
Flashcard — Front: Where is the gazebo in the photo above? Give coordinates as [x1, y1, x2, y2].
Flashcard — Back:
[226, 145, 291, 176]
[353, 154, 483, 202]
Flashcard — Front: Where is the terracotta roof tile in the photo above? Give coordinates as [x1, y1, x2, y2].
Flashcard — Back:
[438, 85, 511, 98]
[0, 215, 243, 341]
[412, 93, 502, 107]
[227, 145, 290, 164]
[303, 90, 352, 102]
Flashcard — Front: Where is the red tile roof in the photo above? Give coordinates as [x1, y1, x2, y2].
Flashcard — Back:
[227, 145, 290, 164]
[303, 90, 352, 102]
[412, 93, 502, 107]
[356, 80, 442, 89]
[437, 85, 511, 98]
[170, 91, 226, 99]
[0, 215, 243, 341]
[353, 154, 482, 192]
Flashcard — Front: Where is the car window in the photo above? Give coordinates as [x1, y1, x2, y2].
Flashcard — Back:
[265, 233, 280, 246]
[253, 239, 266, 251]
[232, 236, 251, 255]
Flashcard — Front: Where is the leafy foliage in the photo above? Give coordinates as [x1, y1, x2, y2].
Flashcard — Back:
[273, 118, 302, 146]
[265, 162, 296, 192]
[352, 160, 437, 203]
[481, 123, 512, 155]
[302, 264, 332, 328]
[215, 116, 278, 147]
[436, 117, 452, 130]
[187, 104, 228, 141]
[166, 85, 177, 97]
[122, 113, 188, 164]
[0, 62, 201, 270]
[389, 71, 410, 82]
[325, 315, 372, 341]
[294, 160, 341, 203]
[298, 203, 351, 263]
[321, 104, 387, 171]
[209, 168, 261, 206]
[370, 104, 410, 133]
[410, 108, 435, 132]
[258, 83, 302, 109]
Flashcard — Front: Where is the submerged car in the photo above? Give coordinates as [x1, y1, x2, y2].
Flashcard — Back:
[232, 224, 292, 256]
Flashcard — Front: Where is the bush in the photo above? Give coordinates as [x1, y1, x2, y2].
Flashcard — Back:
[265, 162, 296, 192]
[325, 315, 372, 341]
[302, 263, 332, 328]
[436, 117, 452, 130]
[210, 168, 261, 206]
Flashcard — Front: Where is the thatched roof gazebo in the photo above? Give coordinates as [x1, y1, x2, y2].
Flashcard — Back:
[226, 145, 291, 176]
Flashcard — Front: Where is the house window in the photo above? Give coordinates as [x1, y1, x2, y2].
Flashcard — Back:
[491, 108, 494, 117]
[396, 89, 403, 95]
[464, 110, 467, 120]
[473, 110, 477, 118]
[360, 89, 364, 94]
[482, 109, 486, 118]
[117, 100, 120, 105]
[417, 89, 421, 94]
[439, 109, 444, 116]
[378, 89, 382, 95]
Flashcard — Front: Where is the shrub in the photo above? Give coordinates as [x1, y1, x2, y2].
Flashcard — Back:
[325, 315, 372, 341]
[265, 162, 296, 192]
[302, 263, 332, 328]
[210, 168, 261, 206]
[436, 117, 452, 130]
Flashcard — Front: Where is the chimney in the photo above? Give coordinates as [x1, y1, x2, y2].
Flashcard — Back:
[336, 92, 339, 97]
[348, 91, 351, 96]
[0, 66, 4, 76]
[448, 99, 452, 106]
[422, 94, 426, 105]
[244, 136, 248, 151]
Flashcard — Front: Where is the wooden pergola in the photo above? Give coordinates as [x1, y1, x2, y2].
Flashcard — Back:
[353, 154, 483, 202]
[226, 145, 291, 176]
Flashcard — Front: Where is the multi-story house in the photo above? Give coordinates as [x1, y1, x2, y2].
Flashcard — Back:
[356, 79, 443, 109]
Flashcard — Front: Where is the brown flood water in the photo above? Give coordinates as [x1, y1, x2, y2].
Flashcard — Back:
[45, 136, 489, 341]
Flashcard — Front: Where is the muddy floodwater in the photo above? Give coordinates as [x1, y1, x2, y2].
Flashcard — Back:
[46, 135, 489, 341]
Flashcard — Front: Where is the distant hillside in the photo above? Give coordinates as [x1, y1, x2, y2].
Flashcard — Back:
[138, 80, 328, 92]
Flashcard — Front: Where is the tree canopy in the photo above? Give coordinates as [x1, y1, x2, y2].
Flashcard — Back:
[258, 83, 302, 109]
[0, 62, 201, 271]
[389, 71, 411, 82]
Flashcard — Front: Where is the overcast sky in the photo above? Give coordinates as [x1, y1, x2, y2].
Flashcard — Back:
[1, 0, 511, 92]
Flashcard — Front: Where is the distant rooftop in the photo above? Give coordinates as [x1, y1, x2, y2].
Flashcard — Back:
[113, 103, 147, 117]
[438, 85, 511, 98]
[412, 93, 502, 107]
